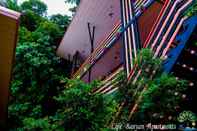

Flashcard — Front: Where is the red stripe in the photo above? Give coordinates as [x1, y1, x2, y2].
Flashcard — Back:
[143, 0, 169, 48]
[127, 64, 138, 81]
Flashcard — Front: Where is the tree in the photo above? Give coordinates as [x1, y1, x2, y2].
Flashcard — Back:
[8, 1, 117, 130]
[112, 49, 188, 125]
[51, 79, 117, 130]
[18, 27, 33, 43]
[34, 20, 64, 44]
[133, 73, 187, 123]
[8, 26, 72, 129]
[20, 10, 44, 31]
[65, 0, 80, 14]
[50, 14, 71, 30]
[65, 0, 80, 5]
[21, 0, 47, 16]
[186, 1, 197, 17]
[3, 0, 20, 11]
[10, 78, 117, 130]
[8, 2, 73, 128]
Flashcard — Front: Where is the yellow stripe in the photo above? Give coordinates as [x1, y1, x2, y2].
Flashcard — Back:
[135, 0, 144, 9]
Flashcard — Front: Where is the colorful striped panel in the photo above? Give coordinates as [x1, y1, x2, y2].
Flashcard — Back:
[143, 0, 171, 48]
[154, 0, 193, 57]
[94, 0, 163, 94]
[81, 39, 123, 82]
[127, 0, 194, 119]
[72, 0, 153, 80]
[121, 0, 154, 77]
[127, 0, 192, 80]
[128, 15, 196, 120]
[109, 0, 193, 94]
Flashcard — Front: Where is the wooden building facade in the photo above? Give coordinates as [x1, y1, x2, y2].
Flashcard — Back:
[0, 6, 20, 127]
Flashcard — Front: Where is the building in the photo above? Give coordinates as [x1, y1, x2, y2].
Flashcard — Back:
[58, 0, 194, 84]
[57, 0, 196, 116]
[57, 0, 165, 83]
[0, 6, 20, 127]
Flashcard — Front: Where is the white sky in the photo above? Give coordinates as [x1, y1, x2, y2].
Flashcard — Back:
[18, 0, 74, 16]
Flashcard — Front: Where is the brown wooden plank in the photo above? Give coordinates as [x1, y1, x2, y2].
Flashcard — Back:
[0, 6, 20, 127]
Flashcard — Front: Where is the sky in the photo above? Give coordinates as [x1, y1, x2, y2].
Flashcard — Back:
[18, 0, 74, 16]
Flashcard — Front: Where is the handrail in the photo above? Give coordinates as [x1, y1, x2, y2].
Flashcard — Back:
[94, 0, 159, 94]
[161, 17, 187, 57]
[154, 0, 193, 57]
[95, 66, 124, 93]
[143, 0, 170, 48]
[128, 17, 192, 120]
[72, 23, 121, 78]
[105, 0, 193, 95]
[163, 16, 197, 73]
[122, 0, 135, 75]
[128, 0, 194, 120]
[72, 0, 153, 79]
[129, 0, 191, 88]
[129, 0, 181, 87]
[72, 0, 147, 78]
[122, 0, 154, 76]
[151, 0, 183, 49]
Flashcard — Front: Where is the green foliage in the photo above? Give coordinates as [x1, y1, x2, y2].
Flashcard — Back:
[8, 1, 118, 130]
[114, 49, 188, 124]
[9, 76, 117, 130]
[6, 0, 193, 129]
[20, 10, 45, 31]
[21, 0, 47, 16]
[115, 71, 133, 103]
[135, 74, 187, 123]
[136, 48, 162, 71]
[129, 49, 188, 123]
[22, 118, 50, 131]
[50, 14, 71, 30]
[65, 0, 80, 14]
[18, 27, 33, 43]
[117, 49, 162, 103]
[8, 2, 73, 130]
[9, 30, 71, 129]
[51, 79, 118, 130]
[6, 0, 21, 11]
[65, 0, 81, 5]
[185, 1, 197, 17]
[35, 21, 64, 44]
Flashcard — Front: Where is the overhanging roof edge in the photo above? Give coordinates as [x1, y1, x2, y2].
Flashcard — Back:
[0, 6, 21, 20]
